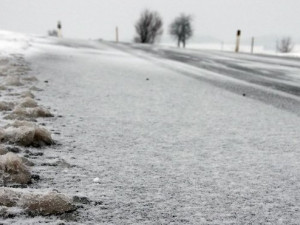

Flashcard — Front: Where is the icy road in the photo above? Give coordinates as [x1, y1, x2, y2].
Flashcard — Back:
[19, 37, 300, 224]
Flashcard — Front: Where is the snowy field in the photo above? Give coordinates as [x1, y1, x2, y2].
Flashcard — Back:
[1, 30, 300, 224]
[160, 42, 300, 58]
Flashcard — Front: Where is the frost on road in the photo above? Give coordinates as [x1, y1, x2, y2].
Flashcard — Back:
[1, 32, 300, 224]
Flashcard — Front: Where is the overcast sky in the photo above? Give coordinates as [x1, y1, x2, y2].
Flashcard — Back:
[0, 0, 299, 42]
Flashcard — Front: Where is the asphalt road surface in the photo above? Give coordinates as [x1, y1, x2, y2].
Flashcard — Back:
[10, 38, 300, 224]
[112, 43, 300, 117]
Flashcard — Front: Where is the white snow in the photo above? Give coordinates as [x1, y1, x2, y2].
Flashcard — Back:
[93, 177, 100, 183]
[0, 30, 31, 56]
[1, 30, 300, 224]
[160, 42, 300, 57]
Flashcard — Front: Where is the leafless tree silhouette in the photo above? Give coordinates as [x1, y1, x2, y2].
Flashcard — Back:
[48, 30, 58, 37]
[276, 37, 294, 53]
[169, 14, 193, 48]
[134, 10, 163, 44]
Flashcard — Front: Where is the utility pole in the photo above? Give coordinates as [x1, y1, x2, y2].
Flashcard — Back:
[235, 29, 241, 53]
[251, 37, 255, 54]
[57, 21, 62, 38]
[115, 26, 119, 43]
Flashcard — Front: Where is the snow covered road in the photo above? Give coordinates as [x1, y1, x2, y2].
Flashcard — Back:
[5, 36, 300, 224]
[113, 43, 300, 117]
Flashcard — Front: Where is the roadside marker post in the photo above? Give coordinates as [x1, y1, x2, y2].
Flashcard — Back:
[251, 37, 254, 54]
[235, 30, 241, 53]
[57, 21, 62, 38]
[116, 26, 119, 43]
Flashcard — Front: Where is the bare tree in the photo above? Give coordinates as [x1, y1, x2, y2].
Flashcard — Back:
[276, 37, 294, 53]
[48, 30, 58, 37]
[169, 14, 193, 48]
[134, 10, 163, 44]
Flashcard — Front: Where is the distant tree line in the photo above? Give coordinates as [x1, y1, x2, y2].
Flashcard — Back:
[134, 9, 295, 53]
[134, 9, 193, 48]
[277, 37, 294, 53]
[169, 14, 193, 48]
[134, 10, 163, 44]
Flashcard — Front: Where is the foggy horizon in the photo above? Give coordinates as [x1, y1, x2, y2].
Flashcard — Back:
[1, 0, 300, 43]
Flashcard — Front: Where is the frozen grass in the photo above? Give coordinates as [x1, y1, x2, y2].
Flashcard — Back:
[0, 126, 35, 147]
[0, 152, 31, 184]
[0, 101, 15, 111]
[18, 97, 38, 108]
[0, 31, 72, 222]
[22, 191, 75, 216]
[0, 146, 8, 155]
[8, 106, 53, 119]
[0, 121, 53, 147]
[0, 188, 75, 216]
[22, 76, 38, 82]
[5, 76, 23, 86]
[29, 86, 43, 92]
[20, 90, 35, 99]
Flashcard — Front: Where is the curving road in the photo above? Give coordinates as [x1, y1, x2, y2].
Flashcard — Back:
[20, 38, 300, 224]
[112, 43, 300, 116]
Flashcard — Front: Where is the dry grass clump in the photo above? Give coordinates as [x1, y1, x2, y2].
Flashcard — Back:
[0, 101, 15, 111]
[3, 113, 37, 122]
[5, 76, 23, 86]
[8, 106, 53, 119]
[22, 191, 75, 215]
[0, 145, 33, 166]
[22, 76, 38, 82]
[20, 90, 35, 99]
[30, 86, 43, 91]
[0, 145, 8, 155]
[0, 121, 53, 147]
[0, 152, 31, 184]
[18, 97, 38, 108]
[0, 126, 36, 146]
[0, 188, 21, 207]
[0, 188, 76, 215]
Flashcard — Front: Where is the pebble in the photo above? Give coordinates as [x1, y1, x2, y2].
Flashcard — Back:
[93, 177, 100, 183]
